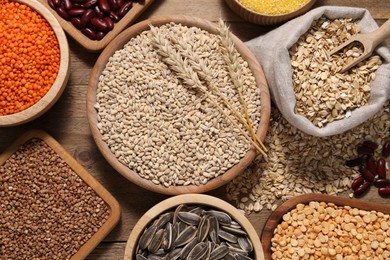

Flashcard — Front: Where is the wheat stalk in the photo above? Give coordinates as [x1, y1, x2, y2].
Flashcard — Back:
[167, 33, 256, 138]
[218, 19, 267, 153]
[149, 25, 267, 158]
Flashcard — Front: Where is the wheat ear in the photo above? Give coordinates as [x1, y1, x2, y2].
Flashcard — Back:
[149, 25, 267, 158]
[218, 19, 267, 153]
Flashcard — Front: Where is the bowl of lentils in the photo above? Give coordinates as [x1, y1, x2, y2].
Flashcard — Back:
[224, 0, 317, 25]
[0, 0, 70, 127]
[87, 15, 271, 195]
[124, 194, 264, 259]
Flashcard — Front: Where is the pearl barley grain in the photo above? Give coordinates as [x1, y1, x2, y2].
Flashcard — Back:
[95, 22, 261, 187]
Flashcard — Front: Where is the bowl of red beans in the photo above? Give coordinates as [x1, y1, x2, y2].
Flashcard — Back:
[39, 0, 155, 52]
[0, 0, 70, 127]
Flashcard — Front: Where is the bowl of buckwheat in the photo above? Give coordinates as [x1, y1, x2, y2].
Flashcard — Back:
[124, 194, 264, 259]
[0, 0, 70, 127]
[224, 0, 317, 25]
[87, 15, 270, 195]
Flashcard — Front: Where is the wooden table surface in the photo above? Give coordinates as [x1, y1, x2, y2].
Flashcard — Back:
[1, 0, 390, 259]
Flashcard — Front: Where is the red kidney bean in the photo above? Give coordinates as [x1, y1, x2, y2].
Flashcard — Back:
[94, 5, 105, 18]
[366, 157, 377, 176]
[346, 157, 365, 167]
[71, 17, 84, 29]
[351, 176, 365, 191]
[362, 140, 379, 150]
[68, 8, 86, 16]
[109, 11, 120, 22]
[56, 7, 71, 20]
[108, 0, 119, 10]
[80, 8, 95, 27]
[104, 16, 114, 30]
[98, 0, 111, 13]
[71, 0, 87, 3]
[377, 158, 387, 178]
[91, 17, 108, 31]
[61, 0, 73, 10]
[360, 166, 375, 182]
[96, 31, 106, 40]
[383, 141, 390, 158]
[116, 1, 132, 18]
[48, 0, 57, 9]
[353, 181, 371, 196]
[116, 0, 125, 7]
[52, 0, 61, 7]
[81, 27, 97, 40]
[83, 0, 98, 8]
[374, 178, 390, 188]
[357, 145, 374, 156]
[378, 186, 390, 196]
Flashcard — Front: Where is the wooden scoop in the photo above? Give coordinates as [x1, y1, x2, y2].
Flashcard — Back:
[329, 18, 390, 73]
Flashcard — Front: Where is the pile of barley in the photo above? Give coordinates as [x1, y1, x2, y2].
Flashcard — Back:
[227, 102, 390, 213]
[95, 23, 261, 187]
[290, 17, 382, 128]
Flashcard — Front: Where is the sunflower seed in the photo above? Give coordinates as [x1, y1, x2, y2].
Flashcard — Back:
[219, 229, 238, 243]
[138, 225, 157, 250]
[187, 242, 208, 260]
[209, 215, 219, 244]
[177, 211, 201, 225]
[238, 236, 253, 253]
[147, 228, 164, 253]
[198, 216, 210, 242]
[205, 210, 232, 225]
[210, 244, 230, 259]
[172, 226, 197, 248]
[180, 237, 199, 259]
[162, 222, 173, 250]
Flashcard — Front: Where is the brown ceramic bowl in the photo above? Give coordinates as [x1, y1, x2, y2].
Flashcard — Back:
[0, 0, 70, 127]
[87, 15, 270, 195]
[124, 194, 264, 259]
[224, 0, 317, 25]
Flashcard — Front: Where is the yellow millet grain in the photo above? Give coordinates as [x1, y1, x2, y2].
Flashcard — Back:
[239, 0, 311, 15]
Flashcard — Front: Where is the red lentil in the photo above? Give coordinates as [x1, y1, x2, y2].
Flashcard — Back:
[0, 0, 60, 116]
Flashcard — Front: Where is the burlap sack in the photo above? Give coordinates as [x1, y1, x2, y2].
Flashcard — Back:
[245, 6, 390, 137]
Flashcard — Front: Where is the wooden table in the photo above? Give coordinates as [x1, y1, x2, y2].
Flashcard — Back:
[1, 0, 390, 259]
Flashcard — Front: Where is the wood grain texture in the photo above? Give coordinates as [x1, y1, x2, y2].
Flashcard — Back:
[87, 15, 270, 195]
[0, 0, 389, 259]
[0, 0, 70, 127]
[36, 0, 155, 52]
[261, 194, 390, 260]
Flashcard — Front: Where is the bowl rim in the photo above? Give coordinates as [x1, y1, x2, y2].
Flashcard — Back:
[0, 0, 70, 127]
[226, 0, 317, 18]
[87, 15, 270, 195]
[123, 194, 264, 259]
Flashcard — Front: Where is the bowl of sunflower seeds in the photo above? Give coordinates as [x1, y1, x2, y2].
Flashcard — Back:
[124, 194, 264, 259]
